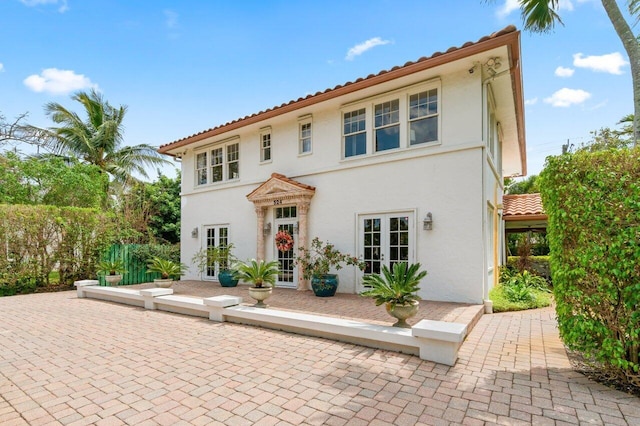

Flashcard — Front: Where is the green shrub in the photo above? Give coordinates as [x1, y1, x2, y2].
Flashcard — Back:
[490, 285, 552, 312]
[493, 268, 551, 310]
[539, 147, 640, 387]
[130, 244, 180, 264]
[0, 204, 116, 292]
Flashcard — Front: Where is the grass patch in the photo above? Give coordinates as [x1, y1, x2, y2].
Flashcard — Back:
[489, 285, 552, 312]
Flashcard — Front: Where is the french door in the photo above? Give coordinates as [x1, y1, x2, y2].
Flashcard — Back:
[358, 212, 414, 291]
[203, 225, 228, 280]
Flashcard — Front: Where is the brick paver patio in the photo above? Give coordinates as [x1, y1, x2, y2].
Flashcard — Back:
[1, 289, 639, 425]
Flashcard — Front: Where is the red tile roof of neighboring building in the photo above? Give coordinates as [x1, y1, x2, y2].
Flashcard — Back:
[159, 25, 525, 174]
[503, 193, 546, 221]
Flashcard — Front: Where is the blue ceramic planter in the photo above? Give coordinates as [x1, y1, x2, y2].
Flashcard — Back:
[311, 274, 338, 297]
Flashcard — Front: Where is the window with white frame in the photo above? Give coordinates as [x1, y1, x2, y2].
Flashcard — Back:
[487, 205, 494, 271]
[299, 121, 312, 154]
[409, 88, 438, 145]
[227, 143, 239, 179]
[487, 84, 498, 161]
[374, 99, 400, 152]
[211, 147, 223, 183]
[195, 140, 240, 186]
[343, 108, 366, 157]
[196, 152, 207, 185]
[260, 129, 272, 162]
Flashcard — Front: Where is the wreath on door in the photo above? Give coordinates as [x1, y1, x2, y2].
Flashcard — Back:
[275, 230, 294, 252]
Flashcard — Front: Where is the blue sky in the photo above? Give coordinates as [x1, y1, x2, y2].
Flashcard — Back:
[0, 0, 634, 179]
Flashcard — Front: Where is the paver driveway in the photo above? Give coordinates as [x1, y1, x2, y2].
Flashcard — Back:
[1, 291, 639, 425]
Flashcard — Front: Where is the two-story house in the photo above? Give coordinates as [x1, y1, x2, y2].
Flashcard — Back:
[159, 25, 526, 304]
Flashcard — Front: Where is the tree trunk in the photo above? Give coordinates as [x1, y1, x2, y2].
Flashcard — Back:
[601, 0, 640, 145]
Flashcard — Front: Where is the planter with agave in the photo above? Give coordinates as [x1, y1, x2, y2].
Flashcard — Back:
[296, 237, 365, 297]
[361, 262, 427, 328]
[146, 257, 187, 288]
[233, 259, 279, 308]
[96, 259, 127, 286]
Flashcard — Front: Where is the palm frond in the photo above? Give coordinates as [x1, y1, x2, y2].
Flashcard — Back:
[520, 0, 563, 33]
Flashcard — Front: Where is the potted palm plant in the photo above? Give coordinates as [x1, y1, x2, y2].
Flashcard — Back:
[233, 259, 279, 308]
[96, 258, 127, 286]
[361, 262, 427, 328]
[146, 257, 187, 288]
[296, 237, 365, 297]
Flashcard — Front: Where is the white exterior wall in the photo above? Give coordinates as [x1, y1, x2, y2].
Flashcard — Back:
[179, 66, 505, 304]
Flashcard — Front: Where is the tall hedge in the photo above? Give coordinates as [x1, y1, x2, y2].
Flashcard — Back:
[539, 147, 640, 386]
[0, 204, 116, 290]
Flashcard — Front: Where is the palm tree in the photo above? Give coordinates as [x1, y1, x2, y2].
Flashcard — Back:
[500, 0, 640, 146]
[33, 89, 170, 184]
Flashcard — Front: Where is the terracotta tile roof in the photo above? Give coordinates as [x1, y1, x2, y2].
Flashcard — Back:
[159, 25, 523, 164]
[269, 173, 315, 192]
[503, 193, 546, 220]
[246, 173, 316, 199]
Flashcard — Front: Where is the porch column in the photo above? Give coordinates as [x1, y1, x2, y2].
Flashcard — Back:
[297, 201, 310, 291]
[255, 206, 266, 260]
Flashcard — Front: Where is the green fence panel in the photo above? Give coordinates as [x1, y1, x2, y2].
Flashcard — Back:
[98, 244, 160, 286]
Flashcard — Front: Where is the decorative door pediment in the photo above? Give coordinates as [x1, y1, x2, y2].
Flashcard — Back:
[247, 173, 315, 207]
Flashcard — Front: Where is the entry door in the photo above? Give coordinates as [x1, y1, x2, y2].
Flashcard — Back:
[358, 213, 413, 291]
[275, 222, 297, 288]
[274, 206, 298, 288]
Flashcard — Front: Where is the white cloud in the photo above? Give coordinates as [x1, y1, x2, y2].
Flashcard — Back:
[555, 66, 575, 77]
[544, 88, 591, 107]
[345, 37, 390, 61]
[164, 9, 178, 29]
[525, 97, 538, 105]
[496, 0, 520, 18]
[497, 0, 574, 18]
[23, 68, 98, 95]
[20, 0, 68, 13]
[559, 0, 575, 11]
[0, 63, 4, 72]
[573, 52, 628, 75]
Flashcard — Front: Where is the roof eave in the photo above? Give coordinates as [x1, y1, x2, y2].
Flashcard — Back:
[159, 27, 525, 157]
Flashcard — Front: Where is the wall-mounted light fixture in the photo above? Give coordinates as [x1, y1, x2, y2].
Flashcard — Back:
[263, 222, 272, 235]
[191, 227, 198, 238]
[423, 212, 433, 231]
[293, 221, 299, 234]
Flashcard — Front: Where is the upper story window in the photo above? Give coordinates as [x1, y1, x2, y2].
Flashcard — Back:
[341, 80, 440, 159]
[211, 147, 223, 183]
[227, 143, 239, 179]
[409, 88, 438, 146]
[343, 108, 366, 158]
[486, 84, 500, 165]
[196, 152, 208, 185]
[195, 140, 240, 186]
[374, 99, 400, 152]
[299, 121, 312, 154]
[260, 128, 272, 162]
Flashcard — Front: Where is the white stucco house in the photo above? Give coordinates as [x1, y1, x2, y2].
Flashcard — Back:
[159, 25, 526, 304]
